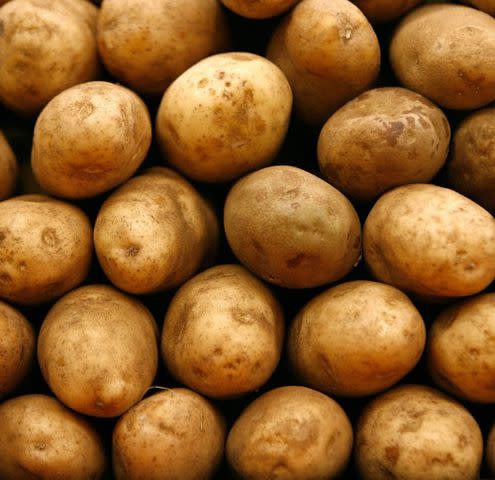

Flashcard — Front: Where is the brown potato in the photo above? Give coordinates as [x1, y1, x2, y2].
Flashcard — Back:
[226, 386, 353, 479]
[289, 280, 426, 397]
[356, 385, 483, 480]
[38, 285, 158, 418]
[318, 87, 450, 202]
[32, 81, 152, 199]
[390, 4, 495, 110]
[352, 0, 422, 23]
[463, 0, 495, 15]
[488, 424, 495, 476]
[267, 0, 380, 125]
[220, 0, 300, 18]
[94, 167, 219, 294]
[113, 388, 226, 480]
[0, 131, 17, 200]
[162, 264, 284, 399]
[363, 184, 495, 299]
[0, 194, 92, 305]
[97, 0, 230, 95]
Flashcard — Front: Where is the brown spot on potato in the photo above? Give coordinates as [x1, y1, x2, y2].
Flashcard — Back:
[227, 53, 254, 61]
[42, 228, 59, 247]
[384, 122, 405, 146]
[192, 366, 207, 378]
[230, 306, 272, 332]
[0, 273, 11, 284]
[385, 445, 400, 465]
[252, 239, 265, 255]
[126, 245, 140, 257]
[287, 253, 315, 268]
[198, 78, 208, 88]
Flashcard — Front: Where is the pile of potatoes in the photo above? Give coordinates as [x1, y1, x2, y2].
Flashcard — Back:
[1, 0, 495, 478]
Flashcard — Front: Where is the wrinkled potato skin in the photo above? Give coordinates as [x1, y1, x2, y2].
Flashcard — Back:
[220, 0, 300, 18]
[356, 385, 483, 480]
[162, 265, 284, 399]
[0, 194, 92, 305]
[0, 395, 106, 479]
[318, 88, 450, 202]
[390, 4, 495, 110]
[463, 0, 495, 15]
[363, 184, 495, 299]
[156, 52, 292, 183]
[98, 0, 230, 95]
[0, 131, 17, 200]
[488, 425, 495, 476]
[113, 389, 226, 480]
[32, 81, 152, 199]
[267, 0, 380, 125]
[227, 386, 353, 479]
[38, 285, 158, 418]
[289, 281, 426, 397]
[352, 0, 422, 23]
[94, 167, 219, 294]
[224, 166, 361, 289]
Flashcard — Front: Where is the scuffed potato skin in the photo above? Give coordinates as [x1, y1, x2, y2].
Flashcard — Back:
[220, 0, 300, 18]
[352, 0, 422, 23]
[0, 131, 17, 200]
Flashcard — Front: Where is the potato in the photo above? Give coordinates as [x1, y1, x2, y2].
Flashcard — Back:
[156, 52, 292, 183]
[447, 108, 495, 213]
[0, 131, 17, 200]
[0, 194, 92, 305]
[0, 0, 99, 115]
[463, 0, 495, 15]
[113, 388, 226, 480]
[38, 285, 158, 418]
[220, 0, 300, 18]
[363, 184, 495, 300]
[0, 301, 34, 398]
[488, 424, 495, 476]
[390, 4, 495, 110]
[0, 394, 106, 479]
[428, 293, 495, 403]
[351, 0, 422, 23]
[226, 386, 353, 479]
[266, 0, 380, 125]
[289, 281, 426, 397]
[162, 264, 284, 399]
[97, 0, 230, 96]
[318, 87, 450, 202]
[32, 81, 152, 199]
[94, 167, 218, 294]
[225, 166, 361, 288]
[356, 385, 483, 480]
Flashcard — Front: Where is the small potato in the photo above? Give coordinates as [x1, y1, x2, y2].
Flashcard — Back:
[267, 0, 380, 125]
[318, 88, 450, 202]
[351, 0, 422, 23]
[220, 0, 300, 18]
[0, 131, 17, 200]
[356, 385, 483, 480]
[162, 264, 284, 399]
[224, 166, 361, 288]
[363, 184, 495, 299]
[463, 0, 495, 15]
[0, 194, 92, 305]
[38, 285, 158, 418]
[156, 52, 292, 183]
[32, 81, 152, 199]
[98, 0, 230, 95]
[0, 394, 106, 479]
[390, 4, 495, 110]
[289, 281, 426, 397]
[113, 389, 226, 480]
[226, 386, 353, 479]
[488, 424, 495, 476]
[94, 167, 218, 294]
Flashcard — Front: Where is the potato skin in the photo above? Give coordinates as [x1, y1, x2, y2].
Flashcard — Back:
[318, 87, 450, 202]
[390, 4, 495, 110]
[220, 0, 300, 18]
[488, 424, 495, 476]
[156, 52, 292, 183]
[226, 386, 353, 479]
[38, 285, 158, 418]
[32, 81, 152, 199]
[0, 131, 17, 200]
[0, 194, 93, 305]
[356, 385, 483, 480]
[352, 0, 421, 23]
[363, 184, 495, 299]
[463, 0, 495, 15]
[113, 388, 226, 480]
[0, 394, 106, 479]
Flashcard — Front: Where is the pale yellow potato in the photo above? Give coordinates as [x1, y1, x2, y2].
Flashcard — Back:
[94, 167, 218, 294]
[318, 87, 450, 202]
[224, 166, 361, 288]
[363, 184, 495, 299]
[352, 0, 422, 23]
[488, 424, 495, 476]
[0, 131, 17, 200]
[226, 386, 353, 479]
[390, 4, 495, 110]
[289, 281, 426, 397]
[220, 0, 300, 18]
[156, 52, 292, 183]
[463, 0, 495, 15]
[0, 194, 92, 305]
[113, 388, 226, 480]
[356, 385, 483, 480]
[267, 0, 380, 125]
[0, 394, 106, 479]
[0, 0, 99, 115]
[38, 285, 158, 418]
[162, 264, 284, 399]
[98, 0, 230, 95]
[32, 81, 151, 199]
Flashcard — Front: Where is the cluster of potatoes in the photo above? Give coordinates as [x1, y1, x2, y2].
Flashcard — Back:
[1, 0, 495, 478]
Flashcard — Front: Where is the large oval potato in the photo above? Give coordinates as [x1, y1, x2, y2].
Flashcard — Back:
[220, 0, 300, 18]
[0, 131, 17, 200]
[352, 0, 422, 23]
